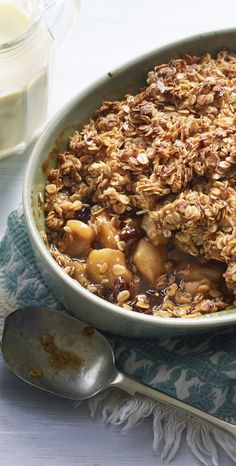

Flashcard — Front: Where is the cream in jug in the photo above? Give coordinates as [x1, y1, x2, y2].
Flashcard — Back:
[0, 2, 30, 43]
[0, 1, 53, 158]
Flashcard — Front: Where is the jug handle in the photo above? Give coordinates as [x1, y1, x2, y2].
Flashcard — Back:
[41, 0, 80, 44]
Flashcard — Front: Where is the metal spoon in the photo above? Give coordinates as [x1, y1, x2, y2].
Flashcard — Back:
[2, 307, 236, 439]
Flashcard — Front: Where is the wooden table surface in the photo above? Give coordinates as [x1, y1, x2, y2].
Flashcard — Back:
[1, 1, 236, 464]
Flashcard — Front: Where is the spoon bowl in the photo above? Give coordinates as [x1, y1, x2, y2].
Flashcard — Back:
[2, 307, 117, 399]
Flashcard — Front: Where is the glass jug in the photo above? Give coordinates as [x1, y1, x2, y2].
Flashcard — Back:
[0, 0, 80, 159]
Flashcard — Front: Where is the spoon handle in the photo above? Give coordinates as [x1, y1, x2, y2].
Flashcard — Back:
[112, 372, 236, 439]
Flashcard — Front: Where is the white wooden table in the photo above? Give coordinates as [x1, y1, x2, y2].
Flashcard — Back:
[0, 1, 236, 464]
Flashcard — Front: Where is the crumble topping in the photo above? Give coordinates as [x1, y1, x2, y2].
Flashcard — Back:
[43, 50, 236, 317]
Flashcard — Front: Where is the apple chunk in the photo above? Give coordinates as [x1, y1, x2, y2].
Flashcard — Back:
[133, 238, 167, 285]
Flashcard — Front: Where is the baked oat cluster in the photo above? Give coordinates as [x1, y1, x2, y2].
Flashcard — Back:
[43, 50, 236, 318]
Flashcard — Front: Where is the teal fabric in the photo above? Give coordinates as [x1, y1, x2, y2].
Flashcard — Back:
[1, 209, 236, 422]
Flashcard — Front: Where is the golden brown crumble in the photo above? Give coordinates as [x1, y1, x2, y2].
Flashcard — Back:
[43, 50, 236, 317]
